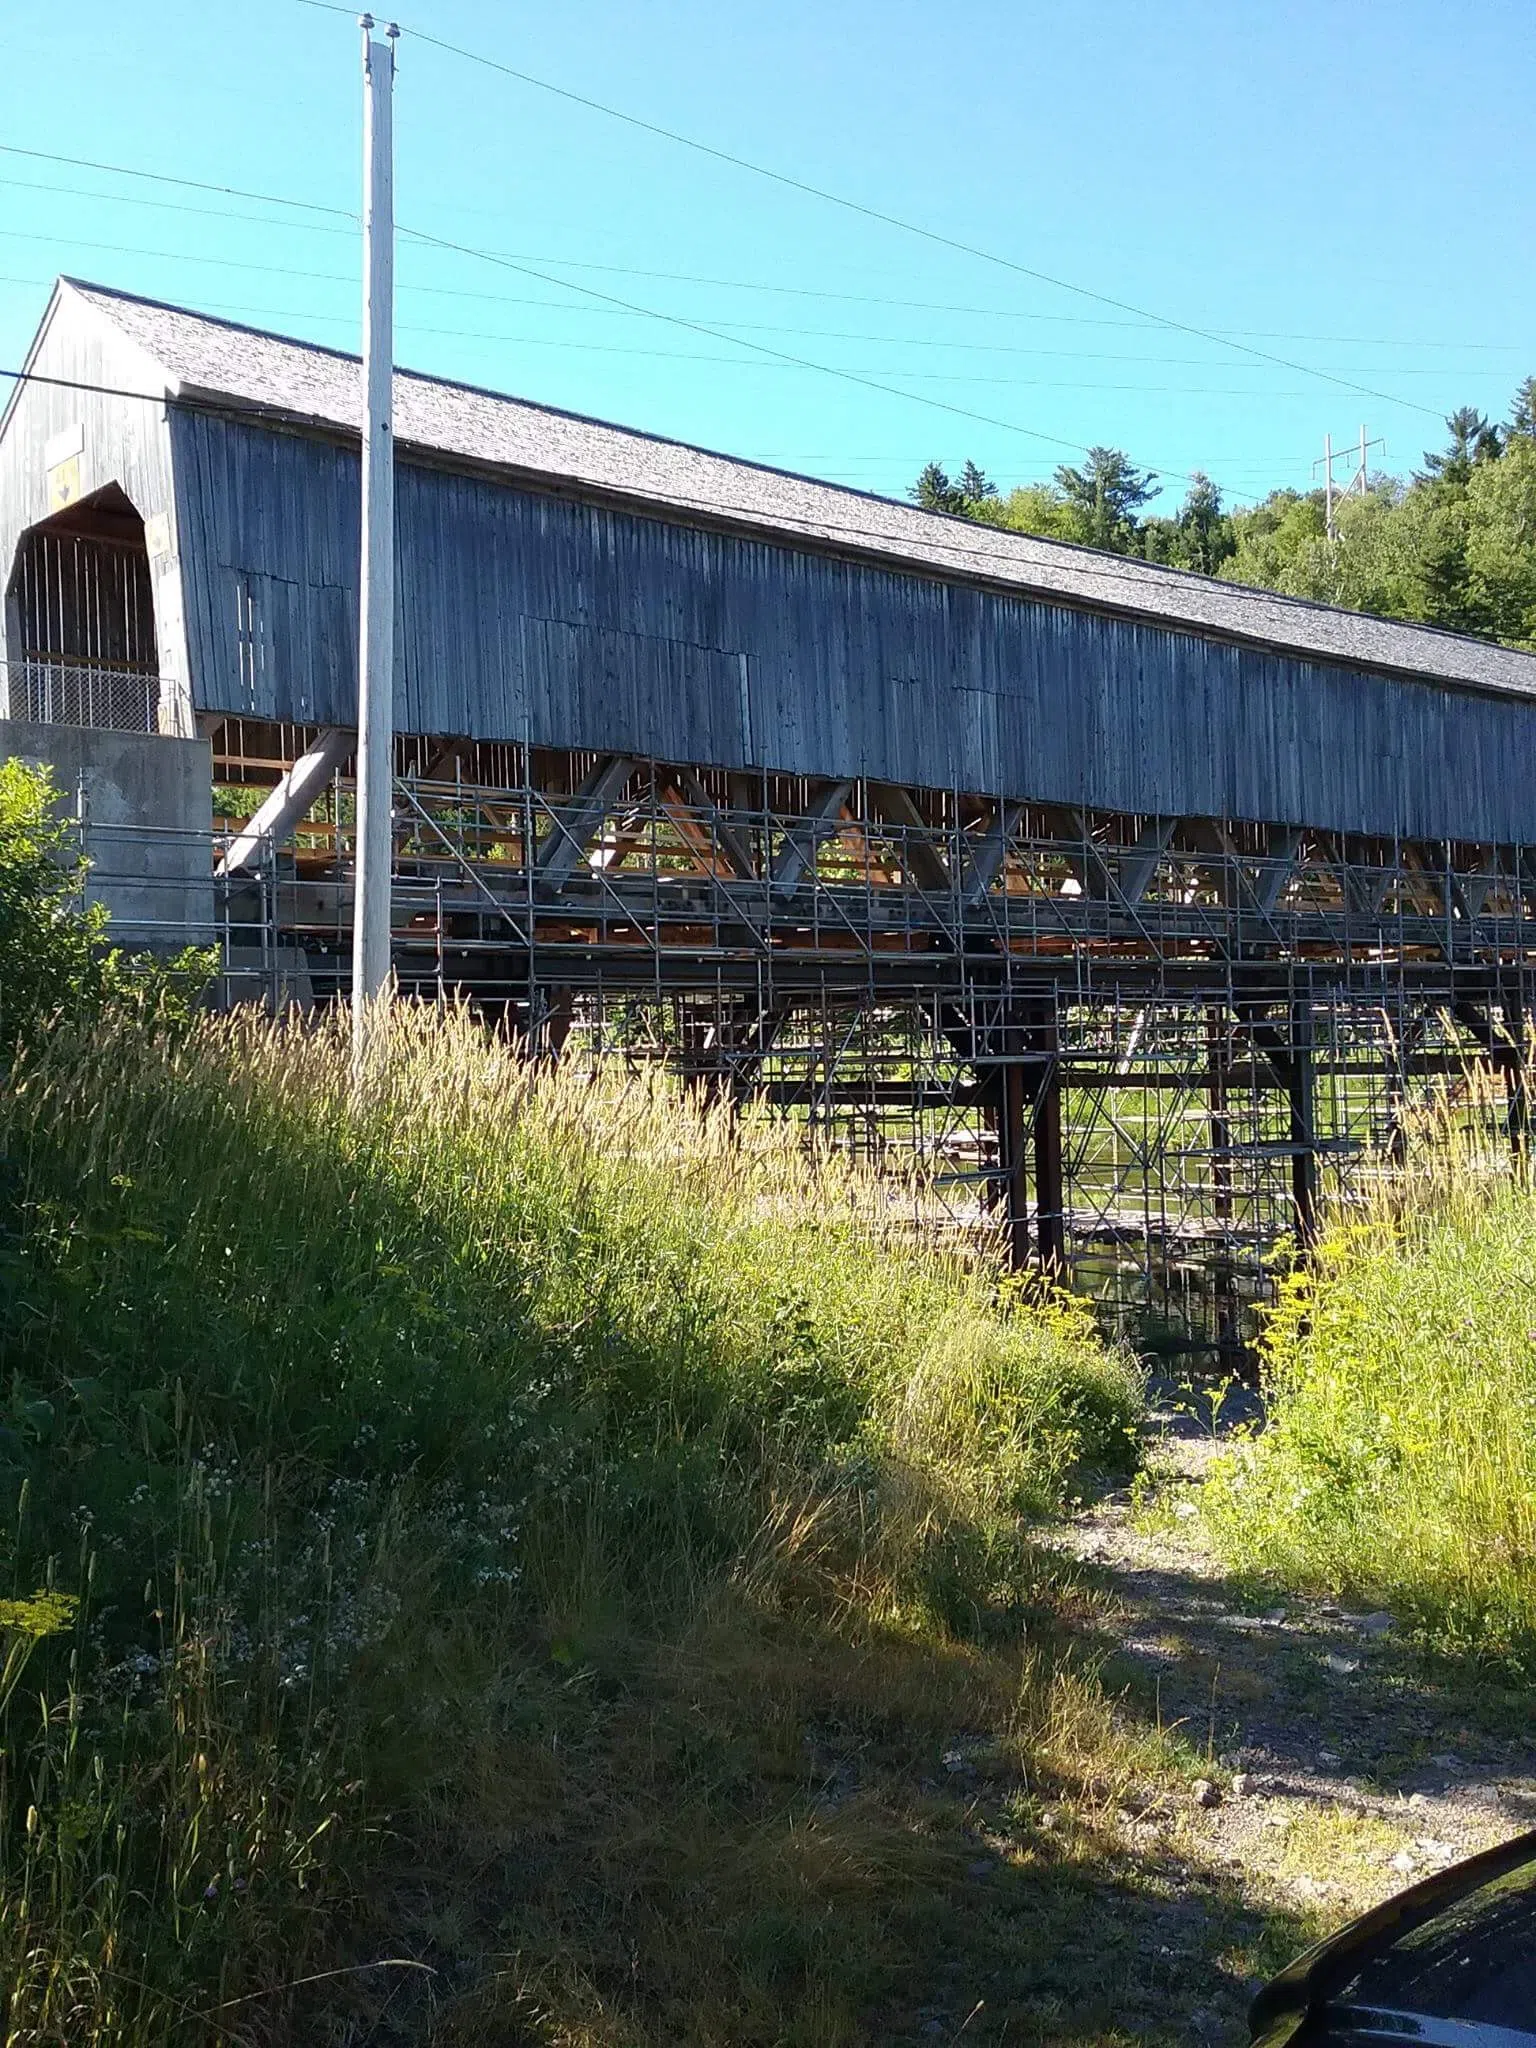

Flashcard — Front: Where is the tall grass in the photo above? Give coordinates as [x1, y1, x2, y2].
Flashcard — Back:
[1203, 1075, 1536, 1659]
[0, 1003, 1140, 2040]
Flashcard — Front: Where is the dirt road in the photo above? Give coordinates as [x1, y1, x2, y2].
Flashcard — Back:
[1037, 1382, 1536, 2038]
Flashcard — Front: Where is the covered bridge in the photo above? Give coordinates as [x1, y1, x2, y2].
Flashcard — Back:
[4, 277, 1536, 841]
[5, 277, 1536, 1318]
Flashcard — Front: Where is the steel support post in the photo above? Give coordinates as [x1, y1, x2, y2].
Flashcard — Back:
[1385, 1048, 1409, 1167]
[530, 984, 575, 1061]
[1502, 998, 1528, 1158]
[1208, 1006, 1233, 1229]
[1288, 998, 1318, 1243]
[998, 1061, 1032, 1269]
[1207, 1006, 1237, 1353]
[1031, 1015, 1067, 1272]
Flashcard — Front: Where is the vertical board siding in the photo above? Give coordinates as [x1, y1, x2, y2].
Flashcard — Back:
[0, 312, 188, 716]
[1, 399, 1522, 846]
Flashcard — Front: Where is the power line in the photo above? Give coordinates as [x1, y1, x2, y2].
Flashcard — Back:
[290, 1, 1452, 424]
[1, 362, 1306, 595]
[0, 266, 1377, 415]
[0, 171, 362, 241]
[0, 275, 1353, 448]
[0, 224, 359, 283]
[0, 156, 1467, 501]
[0, 141, 354, 221]
[6, 46, 1459, 435]
[0, 320, 1255, 486]
[398, 223, 1234, 485]
[0, 224, 1487, 378]
[0, 173, 1224, 483]
[3, 152, 1526, 356]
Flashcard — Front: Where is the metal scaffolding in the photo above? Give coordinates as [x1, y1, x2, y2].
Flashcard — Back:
[184, 722, 1536, 1349]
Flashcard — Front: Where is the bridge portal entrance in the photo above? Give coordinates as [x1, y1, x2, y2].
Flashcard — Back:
[4, 484, 159, 730]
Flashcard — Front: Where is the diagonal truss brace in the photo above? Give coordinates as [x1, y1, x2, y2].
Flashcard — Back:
[1117, 816, 1178, 906]
[679, 769, 758, 879]
[865, 781, 951, 896]
[770, 779, 852, 895]
[959, 799, 1027, 908]
[1072, 813, 1176, 908]
[219, 726, 352, 876]
[536, 754, 637, 885]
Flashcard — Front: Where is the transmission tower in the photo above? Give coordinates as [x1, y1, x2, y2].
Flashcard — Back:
[1314, 425, 1386, 541]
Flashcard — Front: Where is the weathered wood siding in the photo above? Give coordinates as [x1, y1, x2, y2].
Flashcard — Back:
[2, 339, 1527, 844]
[0, 304, 191, 727]
[168, 409, 1535, 842]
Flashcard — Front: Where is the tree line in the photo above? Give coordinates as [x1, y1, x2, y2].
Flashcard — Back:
[911, 375, 1536, 649]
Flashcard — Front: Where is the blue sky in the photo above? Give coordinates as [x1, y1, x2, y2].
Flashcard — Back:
[2, 0, 1531, 513]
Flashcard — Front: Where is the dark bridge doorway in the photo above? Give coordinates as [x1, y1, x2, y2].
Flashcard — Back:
[4, 484, 159, 730]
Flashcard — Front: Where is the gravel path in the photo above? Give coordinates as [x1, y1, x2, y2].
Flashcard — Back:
[1050, 1382, 1536, 1935]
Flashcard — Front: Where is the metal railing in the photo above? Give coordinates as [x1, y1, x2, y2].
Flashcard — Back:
[2, 658, 160, 733]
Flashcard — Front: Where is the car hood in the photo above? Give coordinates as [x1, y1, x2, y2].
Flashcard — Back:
[1252, 1828, 1536, 2047]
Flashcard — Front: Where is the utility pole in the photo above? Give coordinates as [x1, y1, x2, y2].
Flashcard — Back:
[1345, 424, 1383, 499]
[1314, 426, 1385, 543]
[352, 15, 398, 1055]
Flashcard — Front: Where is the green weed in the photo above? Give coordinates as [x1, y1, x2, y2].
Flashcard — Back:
[0, 1002, 1147, 2041]
[1203, 1074, 1536, 1661]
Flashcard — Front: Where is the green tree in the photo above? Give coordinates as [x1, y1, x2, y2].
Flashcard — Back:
[1140, 473, 1235, 575]
[1465, 433, 1536, 648]
[0, 758, 214, 1047]
[0, 757, 105, 1043]
[1222, 489, 1329, 595]
[1415, 494, 1479, 631]
[1327, 483, 1424, 618]
[1052, 447, 1160, 551]
[911, 459, 1002, 516]
[1222, 482, 1432, 617]
[1417, 406, 1504, 487]
[1177, 473, 1234, 575]
[969, 481, 1091, 545]
[910, 461, 968, 514]
[903, 374, 1536, 653]
[957, 459, 997, 505]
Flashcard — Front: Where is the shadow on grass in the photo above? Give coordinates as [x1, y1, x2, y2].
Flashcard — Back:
[300, 1563, 1325, 2048]
[1090, 1555, 1536, 1807]
[1089, 1368, 1536, 1810]
[0, 1020, 1361, 2045]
